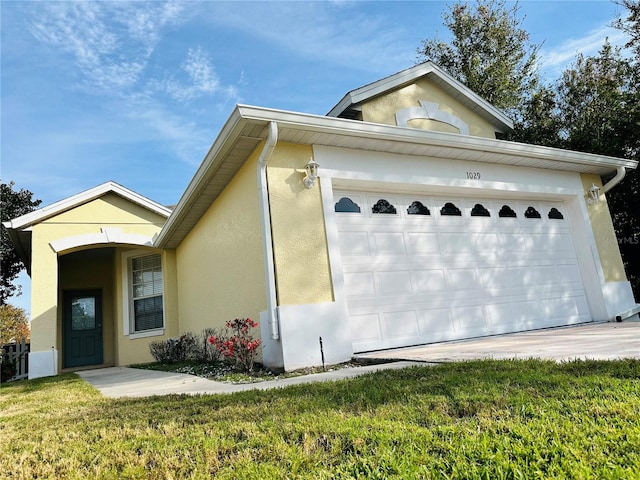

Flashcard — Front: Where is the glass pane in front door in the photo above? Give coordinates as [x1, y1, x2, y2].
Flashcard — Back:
[71, 297, 96, 331]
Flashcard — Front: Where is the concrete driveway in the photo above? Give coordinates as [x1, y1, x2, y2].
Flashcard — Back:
[356, 321, 640, 363]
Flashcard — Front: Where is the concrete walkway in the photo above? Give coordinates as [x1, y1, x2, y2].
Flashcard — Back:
[356, 321, 640, 363]
[77, 361, 423, 398]
[79, 321, 639, 399]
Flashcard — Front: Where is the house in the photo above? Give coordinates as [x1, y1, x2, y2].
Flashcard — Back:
[5, 62, 638, 379]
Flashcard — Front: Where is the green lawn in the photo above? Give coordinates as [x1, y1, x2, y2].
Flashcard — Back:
[1, 359, 639, 479]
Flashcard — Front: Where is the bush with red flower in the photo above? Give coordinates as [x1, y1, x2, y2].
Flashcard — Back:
[209, 318, 261, 372]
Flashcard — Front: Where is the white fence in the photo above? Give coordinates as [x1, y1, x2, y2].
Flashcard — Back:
[1, 339, 30, 382]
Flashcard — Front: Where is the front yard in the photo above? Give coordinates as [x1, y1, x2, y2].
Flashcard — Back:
[1, 359, 638, 479]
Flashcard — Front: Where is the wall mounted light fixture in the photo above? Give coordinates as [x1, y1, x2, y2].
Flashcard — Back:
[303, 157, 319, 188]
[586, 183, 601, 204]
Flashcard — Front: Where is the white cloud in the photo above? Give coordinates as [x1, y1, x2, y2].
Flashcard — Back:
[27, 1, 189, 93]
[200, 2, 415, 74]
[160, 46, 231, 103]
[24, 1, 240, 165]
[539, 23, 629, 79]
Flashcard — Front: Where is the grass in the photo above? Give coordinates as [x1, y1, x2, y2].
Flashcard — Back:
[1, 359, 639, 479]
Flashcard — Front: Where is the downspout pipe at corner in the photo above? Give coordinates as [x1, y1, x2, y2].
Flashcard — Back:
[257, 121, 280, 340]
[602, 166, 626, 194]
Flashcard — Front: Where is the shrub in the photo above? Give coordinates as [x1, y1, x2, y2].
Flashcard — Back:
[197, 328, 223, 364]
[1, 355, 17, 383]
[149, 335, 195, 364]
[148, 330, 224, 364]
[209, 318, 261, 372]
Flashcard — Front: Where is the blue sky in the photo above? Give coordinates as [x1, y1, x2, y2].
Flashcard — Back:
[1, 0, 630, 314]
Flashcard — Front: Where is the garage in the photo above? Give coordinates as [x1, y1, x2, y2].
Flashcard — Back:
[334, 190, 591, 352]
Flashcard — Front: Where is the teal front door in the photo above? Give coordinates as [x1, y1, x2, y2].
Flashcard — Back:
[63, 290, 103, 368]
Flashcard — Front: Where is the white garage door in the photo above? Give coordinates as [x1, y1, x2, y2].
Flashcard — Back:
[334, 190, 591, 353]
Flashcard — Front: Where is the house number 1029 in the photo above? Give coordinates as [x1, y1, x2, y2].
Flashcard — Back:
[466, 171, 481, 179]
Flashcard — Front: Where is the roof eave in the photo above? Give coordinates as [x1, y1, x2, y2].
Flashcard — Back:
[3, 228, 32, 276]
[6, 181, 172, 231]
[154, 104, 636, 250]
[238, 105, 637, 171]
[154, 107, 247, 248]
[327, 61, 514, 133]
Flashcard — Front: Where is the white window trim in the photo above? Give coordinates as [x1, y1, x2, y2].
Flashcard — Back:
[121, 249, 165, 338]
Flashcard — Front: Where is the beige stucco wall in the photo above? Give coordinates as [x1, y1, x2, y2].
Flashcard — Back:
[360, 78, 498, 138]
[267, 142, 333, 305]
[28, 193, 174, 370]
[176, 149, 266, 335]
[581, 174, 627, 282]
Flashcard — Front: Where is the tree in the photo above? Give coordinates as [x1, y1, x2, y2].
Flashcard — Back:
[554, 41, 640, 298]
[511, 42, 639, 297]
[0, 181, 41, 304]
[507, 85, 563, 147]
[0, 304, 30, 344]
[556, 42, 637, 158]
[416, 0, 541, 116]
[614, 0, 640, 58]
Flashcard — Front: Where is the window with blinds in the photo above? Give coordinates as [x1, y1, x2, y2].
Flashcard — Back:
[131, 254, 164, 332]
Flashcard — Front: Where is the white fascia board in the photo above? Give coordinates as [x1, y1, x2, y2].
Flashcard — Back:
[236, 105, 637, 171]
[426, 63, 514, 131]
[326, 62, 514, 131]
[327, 63, 439, 117]
[5, 181, 172, 231]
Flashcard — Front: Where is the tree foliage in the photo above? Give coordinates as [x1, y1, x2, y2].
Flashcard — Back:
[614, 0, 640, 58]
[0, 181, 41, 305]
[557, 43, 638, 158]
[416, 0, 540, 115]
[0, 304, 30, 344]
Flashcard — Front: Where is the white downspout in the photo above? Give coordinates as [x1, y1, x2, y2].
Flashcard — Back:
[257, 121, 280, 340]
[602, 166, 626, 194]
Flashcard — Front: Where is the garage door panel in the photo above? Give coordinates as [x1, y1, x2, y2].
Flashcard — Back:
[381, 310, 420, 339]
[374, 270, 413, 296]
[412, 269, 448, 292]
[349, 314, 382, 346]
[345, 269, 586, 302]
[556, 264, 583, 285]
[477, 267, 511, 288]
[544, 296, 581, 321]
[372, 232, 407, 255]
[473, 233, 501, 253]
[334, 190, 589, 352]
[446, 269, 478, 289]
[344, 272, 376, 297]
[407, 233, 440, 254]
[529, 233, 575, 253]
[452, 306, 487, 333]
[484, 302, 513, 327]
[440, 233, 473, 254]
[338, 231, 370, 255]
[499, 233, 528, 252]
[419, 308, 455, 334]
[345, 286, 587, 310]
